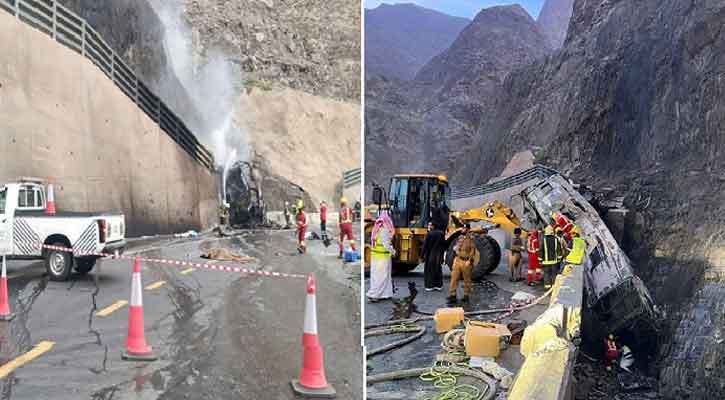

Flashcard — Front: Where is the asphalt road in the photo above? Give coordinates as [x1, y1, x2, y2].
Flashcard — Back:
[0, 229, 362, 399]
[364, 231, 547, 399]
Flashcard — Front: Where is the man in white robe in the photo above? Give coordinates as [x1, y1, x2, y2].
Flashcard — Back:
[366, 210, 395, 302]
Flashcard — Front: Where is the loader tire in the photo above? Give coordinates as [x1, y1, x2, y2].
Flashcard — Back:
[475, 235, 501, 279]
[445, 234, 501, 282]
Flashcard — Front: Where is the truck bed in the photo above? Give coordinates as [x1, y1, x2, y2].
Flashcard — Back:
[15, 210, 123, 218]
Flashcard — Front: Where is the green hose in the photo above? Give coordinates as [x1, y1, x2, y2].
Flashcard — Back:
[418, 362, 488, 400]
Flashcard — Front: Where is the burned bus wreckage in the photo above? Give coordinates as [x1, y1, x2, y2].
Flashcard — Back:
[518, 175, 659, 348]
[223, 161, 267, 226]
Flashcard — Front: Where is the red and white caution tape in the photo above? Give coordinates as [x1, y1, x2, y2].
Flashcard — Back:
[16, 242, 305, 279]
[135, 256, 306, 279]
[42, 244, 110, 258]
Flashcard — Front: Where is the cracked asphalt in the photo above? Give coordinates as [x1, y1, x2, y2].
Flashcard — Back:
[0, 229, 362, 399]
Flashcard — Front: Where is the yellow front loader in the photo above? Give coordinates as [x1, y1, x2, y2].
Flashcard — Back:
[364, 174, 526, 280]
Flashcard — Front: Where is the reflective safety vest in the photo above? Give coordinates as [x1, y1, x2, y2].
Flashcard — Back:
[565, 237, 586, 265]
[620, 345, 634, 370]
[370, 231, 391, 260]
[538, 235, 560, 266]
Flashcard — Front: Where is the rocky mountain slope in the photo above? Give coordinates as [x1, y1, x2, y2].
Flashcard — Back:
[460, 0, 725, 397]
[184, 0, 360, 101]
[536, 0, 574, 48]
[365, 5, 551, 191]
[179, 0, 362, 205]
[365, 3, 469, 80]
[416, 5, 549, 87]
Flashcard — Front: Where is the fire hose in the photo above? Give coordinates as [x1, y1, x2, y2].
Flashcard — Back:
[365, 323, 426, 358]
[364, 287, 553, 330]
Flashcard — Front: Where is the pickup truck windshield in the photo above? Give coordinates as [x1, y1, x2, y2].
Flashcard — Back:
[0, 187, 5, 214]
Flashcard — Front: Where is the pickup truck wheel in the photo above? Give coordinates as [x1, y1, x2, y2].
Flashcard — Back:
[45, 243, 73, 281]
[75, 258, 97, 275]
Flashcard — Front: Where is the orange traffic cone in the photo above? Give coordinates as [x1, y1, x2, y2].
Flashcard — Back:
[0, 256, 14, 321]
[122, 257, 156, 361]
[291, 274, 336, 398]
[46, 180, 56, 215]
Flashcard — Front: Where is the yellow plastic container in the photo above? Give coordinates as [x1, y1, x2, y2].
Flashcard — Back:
[464, 321, 511, 358]
[434, 307, 465, 333]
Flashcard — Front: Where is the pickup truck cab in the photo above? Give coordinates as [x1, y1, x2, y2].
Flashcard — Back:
[0, 178, 126, 281]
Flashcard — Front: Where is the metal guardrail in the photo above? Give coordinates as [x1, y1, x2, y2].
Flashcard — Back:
[450, 164, 560, 199]
[0, 0, 215, 170]
[343, 168, 361, 188]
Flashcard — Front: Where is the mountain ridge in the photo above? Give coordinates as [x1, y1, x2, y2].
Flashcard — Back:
[365, 3, 469, 80]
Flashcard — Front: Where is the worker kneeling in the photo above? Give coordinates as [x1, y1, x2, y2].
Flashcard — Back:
[447, 231, 476, 305]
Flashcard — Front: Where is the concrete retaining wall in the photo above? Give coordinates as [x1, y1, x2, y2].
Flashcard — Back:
[508, 251, 585, 400]
[0, 11, 217, 236]
[343, 183, 361, 205]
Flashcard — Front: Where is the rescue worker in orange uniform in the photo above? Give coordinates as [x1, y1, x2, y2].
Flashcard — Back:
[296, 200, 308, 253]
[338, 197, 357, 258]
[605, 334, 619, 371]
[527, 230, 541, 286]
[552, 212, 574, 241]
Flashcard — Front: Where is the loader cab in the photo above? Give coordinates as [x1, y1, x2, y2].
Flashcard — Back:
[388, 175, 450, 229]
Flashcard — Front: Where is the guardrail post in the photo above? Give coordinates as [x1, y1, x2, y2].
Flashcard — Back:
[14, 0, 18, 18]
[52, 0, 56, 40]
[81, 21, 86, 57]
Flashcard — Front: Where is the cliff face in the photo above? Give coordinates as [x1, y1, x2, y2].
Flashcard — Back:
[179, 0, 361, 204]
[365, 5, 550, 191]
[536, 0, 574, 48]
[184, 0, 360, 101]
[461, 1, 725, 397]
[365, 3, 469, 80]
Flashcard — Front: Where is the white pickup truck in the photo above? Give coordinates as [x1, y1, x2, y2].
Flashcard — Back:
[0, 179, 126, 281]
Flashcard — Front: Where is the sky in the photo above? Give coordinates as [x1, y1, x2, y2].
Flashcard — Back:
[364, 1, 546, 19]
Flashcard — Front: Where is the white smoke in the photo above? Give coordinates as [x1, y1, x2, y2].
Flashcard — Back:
[149, 0, 249, 173]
